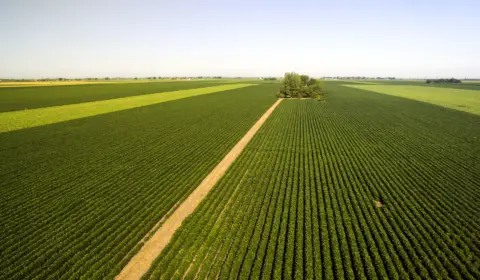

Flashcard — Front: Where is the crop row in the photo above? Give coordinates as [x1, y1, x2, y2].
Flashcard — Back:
[143, 84, 480, 279]
[0, 84, 278, 279]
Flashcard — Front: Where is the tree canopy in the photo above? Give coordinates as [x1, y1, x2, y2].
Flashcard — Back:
[277, 72, 324, 99]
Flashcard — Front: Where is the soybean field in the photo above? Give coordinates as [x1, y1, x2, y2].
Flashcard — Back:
[0, 80, 233, 112]
[143, 84, 480, 279]
[0, 82, 277, 279]
[1, 80, 479, 280]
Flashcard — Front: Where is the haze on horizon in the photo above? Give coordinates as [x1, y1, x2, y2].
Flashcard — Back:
[0, 0, 479, 79]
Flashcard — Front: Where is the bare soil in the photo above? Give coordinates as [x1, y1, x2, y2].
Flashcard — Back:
[115, 99, 282, 280]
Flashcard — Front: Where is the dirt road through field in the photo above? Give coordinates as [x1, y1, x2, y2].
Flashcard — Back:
[116, 98, 282, 280]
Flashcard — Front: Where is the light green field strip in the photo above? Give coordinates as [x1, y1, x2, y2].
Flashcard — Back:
[0, 84, 255, 133]
[349, 80, 382, 85]
[344, 84, 480, 115]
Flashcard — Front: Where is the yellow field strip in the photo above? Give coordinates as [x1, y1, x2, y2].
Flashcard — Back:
[0, 84, 255, 133]
[115, 99, 283, 280]
[0, 80, 197, 88]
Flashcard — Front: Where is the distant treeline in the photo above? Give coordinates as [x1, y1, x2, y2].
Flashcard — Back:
[263, 77, 278, 81]
[326, 76, 396, 80]
[426, 78, 461, 84]
[0, 76, 226, 82]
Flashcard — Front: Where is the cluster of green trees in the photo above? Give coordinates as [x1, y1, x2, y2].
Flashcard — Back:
[277, 72, 324, 99]
[426, 78, 461, 84]
[263, 77, 278, 81]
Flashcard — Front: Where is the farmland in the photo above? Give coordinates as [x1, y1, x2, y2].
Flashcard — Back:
[344, 84, 480, 115]
[0, 82, 277, 279]
[1, 79, 479, 280]
[0, 84, 254, 132]
[0, 80, 235, 112]
[352, 79, 480, 91]
[143, 83, 480, 279]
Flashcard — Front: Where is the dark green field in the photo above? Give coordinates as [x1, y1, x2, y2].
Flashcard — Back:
[1, 80, 479, 280]
[0, 81, 233, 112]
[351, 79, 480, 91]
[0, 83, 277, 279]
[143, 83, 480, 279]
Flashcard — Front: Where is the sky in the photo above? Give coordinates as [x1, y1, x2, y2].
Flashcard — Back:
[0, 0, 479, 79]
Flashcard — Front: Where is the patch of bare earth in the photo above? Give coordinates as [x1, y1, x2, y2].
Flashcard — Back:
[376, 201, 383, 207]
[115, 99, 282, 280]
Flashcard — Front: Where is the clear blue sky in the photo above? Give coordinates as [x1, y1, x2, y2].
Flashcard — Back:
[1, 0, 479, 78]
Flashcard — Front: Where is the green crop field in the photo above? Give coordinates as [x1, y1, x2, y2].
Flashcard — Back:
[143, 84, 480, 279]
[0, 82, 278, 279]
[364, 80, 480, 91]
[0, 80, 234, 112]
[344, 84, 480, 115]
[0, 84, 254, 132]
[1, 79, 479, 280]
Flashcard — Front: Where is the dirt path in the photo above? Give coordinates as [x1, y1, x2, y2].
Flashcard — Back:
[116, 99, 282, 280]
